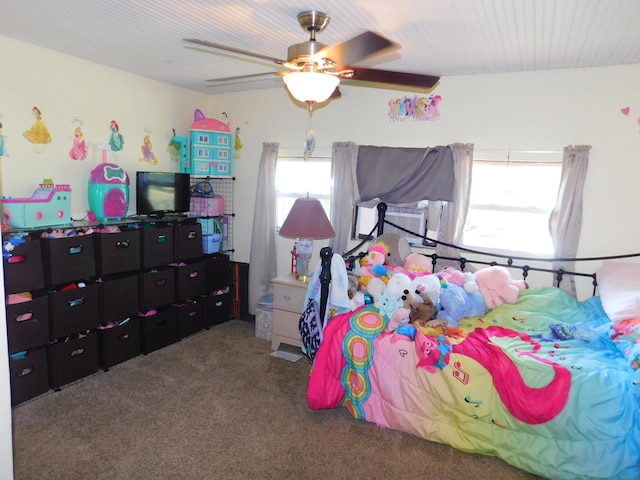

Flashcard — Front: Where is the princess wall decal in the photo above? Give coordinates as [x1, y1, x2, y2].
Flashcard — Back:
[23, 106, 52, 145]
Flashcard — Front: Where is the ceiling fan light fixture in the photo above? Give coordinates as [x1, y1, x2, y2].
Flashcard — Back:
[283, 71, 339, 103]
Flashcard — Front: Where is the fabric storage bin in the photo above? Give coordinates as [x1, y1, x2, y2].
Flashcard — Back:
[204, 292, 230, 328]
[176, 299, 204, 339]
[202, 234, 221, 254]
[98, 317, 141, 369]
[198, 217, 225, 254]
[175, 259, 206, 301]
[48, 282, 100, 340]
[173, 222, 203, 262]
[94, 228, 141, 276]
[9, 347, 50, 406]
[204, 253, 230, 292]
[255, 296, 273, 341]
[189, 195, 225, 217]
[3, 237, 45, 294]
[5, 292, 49, 354]
[48, 331, 99, 390]
[141, 223, 174, 268]
[139, 267, 176, 311]
[140, 307, 179, 354]
[100, 273, 139, 323]
[41, 234, 96, 288]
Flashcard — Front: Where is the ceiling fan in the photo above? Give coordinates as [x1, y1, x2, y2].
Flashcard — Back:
[184, 10, 440, 104]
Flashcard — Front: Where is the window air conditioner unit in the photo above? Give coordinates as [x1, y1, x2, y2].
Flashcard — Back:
[383, 208, 427, 246]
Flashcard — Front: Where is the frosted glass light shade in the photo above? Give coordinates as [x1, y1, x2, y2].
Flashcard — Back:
[283, 71, 339, 103]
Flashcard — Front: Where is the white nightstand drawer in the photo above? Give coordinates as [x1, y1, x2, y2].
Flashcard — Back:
[272, 309, 303, 343]
[273, 284, 307, 313]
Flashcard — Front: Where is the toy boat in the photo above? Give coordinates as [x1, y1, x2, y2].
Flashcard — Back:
[2, 182, 72, 229]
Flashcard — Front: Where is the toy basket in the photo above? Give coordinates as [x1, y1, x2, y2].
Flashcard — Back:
[199, 217, 224, 254]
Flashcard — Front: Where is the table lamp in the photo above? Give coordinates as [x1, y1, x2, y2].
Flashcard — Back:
[279, 196, 335, 281]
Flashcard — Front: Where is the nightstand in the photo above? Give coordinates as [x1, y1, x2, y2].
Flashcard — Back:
[271, 275, 308, 350]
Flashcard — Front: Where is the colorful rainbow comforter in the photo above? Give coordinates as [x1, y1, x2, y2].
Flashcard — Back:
[308, 287, 640, 479]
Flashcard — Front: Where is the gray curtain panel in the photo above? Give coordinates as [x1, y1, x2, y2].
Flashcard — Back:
[247, 142, 279, 315]
[355, 145, 455, 204]
[549, 145, 590, 296]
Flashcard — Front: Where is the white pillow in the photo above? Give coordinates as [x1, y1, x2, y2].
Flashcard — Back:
[597, 260, 640, 324]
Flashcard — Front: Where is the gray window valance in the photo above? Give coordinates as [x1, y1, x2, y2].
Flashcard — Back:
[355, 145, 455, 205]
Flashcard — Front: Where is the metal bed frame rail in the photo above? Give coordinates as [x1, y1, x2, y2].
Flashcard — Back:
[319, 202, 640, 321]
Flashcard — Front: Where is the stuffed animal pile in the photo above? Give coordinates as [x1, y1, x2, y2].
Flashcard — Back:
[350, 234, 529, 331]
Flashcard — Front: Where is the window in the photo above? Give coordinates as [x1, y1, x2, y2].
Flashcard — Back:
[462, 154, 562, 255]
[276, 156, 332, 227]
[353, 204, 433, 247]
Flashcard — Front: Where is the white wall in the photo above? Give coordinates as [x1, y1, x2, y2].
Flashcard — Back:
[212, 63, 640, 285]
[2, 34, 640, 476]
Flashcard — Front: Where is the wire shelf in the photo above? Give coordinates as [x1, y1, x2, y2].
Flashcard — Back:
[190, 175, 235, 257]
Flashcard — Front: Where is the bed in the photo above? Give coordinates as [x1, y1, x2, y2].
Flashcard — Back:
[302, 220, 640, 479]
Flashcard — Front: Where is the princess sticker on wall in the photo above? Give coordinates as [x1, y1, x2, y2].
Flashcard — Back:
[167, 128, 181, 161]
[139, 133, 158, 165]
[23, 106, 52, 145]
[69, 120, 88, 161]
[0, 121, 7, 158]
[388, 94, 442, 122]
[109, 120, 124, 151]
[234, 127, 243, 158]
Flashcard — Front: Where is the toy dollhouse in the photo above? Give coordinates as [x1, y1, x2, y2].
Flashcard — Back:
[189, 117, 232, 176]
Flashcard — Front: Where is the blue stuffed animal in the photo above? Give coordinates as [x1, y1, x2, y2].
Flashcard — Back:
[374, 289, 405, 320]
[436, 283, 487, 326]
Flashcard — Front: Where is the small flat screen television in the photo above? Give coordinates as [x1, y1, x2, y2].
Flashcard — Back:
[136, 171, 191, 217]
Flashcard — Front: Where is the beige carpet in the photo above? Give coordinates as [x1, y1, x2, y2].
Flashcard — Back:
[11, 320, 543, 480]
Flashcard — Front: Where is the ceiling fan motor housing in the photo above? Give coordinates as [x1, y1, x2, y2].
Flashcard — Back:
[287, 41, 330, 68]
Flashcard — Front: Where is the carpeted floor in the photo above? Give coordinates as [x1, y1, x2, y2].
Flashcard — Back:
[11, 320, 543, 480]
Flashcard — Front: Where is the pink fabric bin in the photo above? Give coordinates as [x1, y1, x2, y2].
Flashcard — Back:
[189, 196, 225, 217]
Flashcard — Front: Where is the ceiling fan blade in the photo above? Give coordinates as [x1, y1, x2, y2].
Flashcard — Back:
[319, 31, 398, 67]
[341, 66, 440, 89]
[206, 71, 281, 83]
[184, 38, 285, 65]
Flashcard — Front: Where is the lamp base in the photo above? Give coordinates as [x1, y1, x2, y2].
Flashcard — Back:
[295, 239, 314, 281]
[295, 273, 312, 283]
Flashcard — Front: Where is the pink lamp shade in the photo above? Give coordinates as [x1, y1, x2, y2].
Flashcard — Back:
[279, 197, 335, 240]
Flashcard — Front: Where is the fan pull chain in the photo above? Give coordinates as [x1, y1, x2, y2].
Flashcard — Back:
[304, 102, 316, 158]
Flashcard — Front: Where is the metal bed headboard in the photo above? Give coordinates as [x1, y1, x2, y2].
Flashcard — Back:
[319, 202, 640, 321]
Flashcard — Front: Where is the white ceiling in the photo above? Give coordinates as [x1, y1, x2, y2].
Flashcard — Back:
[2, 0, 640, 95]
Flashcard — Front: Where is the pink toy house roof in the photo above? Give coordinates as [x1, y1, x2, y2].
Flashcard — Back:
[190, 118, 231, 133]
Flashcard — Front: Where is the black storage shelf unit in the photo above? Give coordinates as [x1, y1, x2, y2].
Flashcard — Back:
[3, 216, 232, 407]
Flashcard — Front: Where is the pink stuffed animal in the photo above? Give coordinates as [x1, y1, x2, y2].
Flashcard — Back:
[370, 233, 411, 267]
[359, 245, 390, 289]
[439, 267, 478, 294]
[474, 266, 528, 310]
[388, 307, 411, 331]
[438, 267, 466, 287]
[403, 253, 432, 275]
